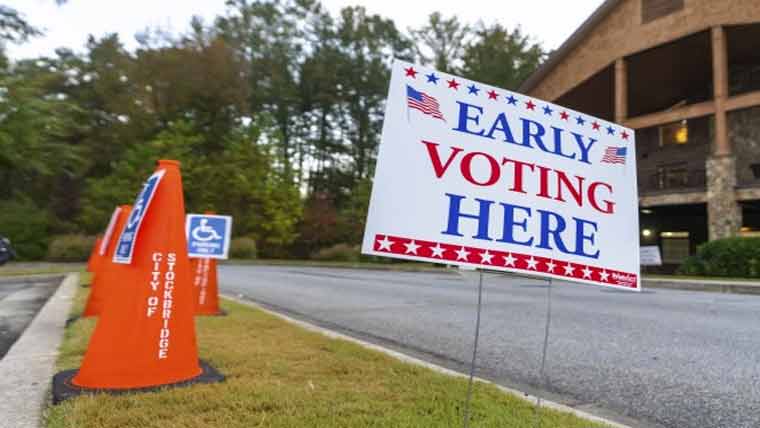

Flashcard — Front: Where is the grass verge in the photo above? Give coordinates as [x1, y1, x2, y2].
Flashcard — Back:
[0, 262, 86, 277]
[46, 284, 606, 428]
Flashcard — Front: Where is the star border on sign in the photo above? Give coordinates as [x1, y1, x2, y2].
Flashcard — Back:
[525, 256, 538, 270]
[582, 266, 593, 279]
[480, 250, 494, 264]
[430, 243, 446, 258]
[455, 246, 470, 261]
[563, 263, 575, 276]
[404, 240, 420, 255]
[502, 253, 516, 267]
[377, 236, 393, 251]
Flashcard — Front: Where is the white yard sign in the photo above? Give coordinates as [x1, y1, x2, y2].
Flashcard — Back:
[362, 60, 641, 290]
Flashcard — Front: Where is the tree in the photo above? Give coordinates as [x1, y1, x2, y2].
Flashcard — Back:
[409, 12, 469, 73]
[460, 23, 545, 90]
[0, 5, 40, 45]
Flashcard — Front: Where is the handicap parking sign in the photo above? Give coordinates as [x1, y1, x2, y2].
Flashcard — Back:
[113, 170, 165, 264]
[186, 214, 232, 259]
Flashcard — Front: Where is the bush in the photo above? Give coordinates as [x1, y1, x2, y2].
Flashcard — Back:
[0, 197, 50, 260]
[47, 235, 97, 262]
[677, 237, 760, 277]
[230, 237, 258, 259]
[311, 243, 360, 262]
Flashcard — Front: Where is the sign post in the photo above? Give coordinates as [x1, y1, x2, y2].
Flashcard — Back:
[362, 60, 640, 291]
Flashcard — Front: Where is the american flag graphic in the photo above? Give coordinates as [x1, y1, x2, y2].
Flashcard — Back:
[601, 146, 627, 164]
[406, 85, 445, 120]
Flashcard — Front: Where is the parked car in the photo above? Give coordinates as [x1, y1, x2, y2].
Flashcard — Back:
[0, 235, 16, 265]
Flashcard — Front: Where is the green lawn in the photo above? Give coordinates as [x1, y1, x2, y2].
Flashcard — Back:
[46, 281, 606, 428]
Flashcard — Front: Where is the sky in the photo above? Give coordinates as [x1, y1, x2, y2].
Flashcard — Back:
[4, 0, 605, 60]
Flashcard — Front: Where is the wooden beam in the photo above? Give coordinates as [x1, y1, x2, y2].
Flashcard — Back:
[622, 90, 760, 131]
[614, 59, 628, 124]
[624, 101, 714, 129]
[726, 89, 760, 112]
[639, 191, 707, 208]
[711, 26, 730, 156]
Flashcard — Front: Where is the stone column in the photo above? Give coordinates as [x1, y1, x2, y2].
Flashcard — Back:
[706, 156, 741, 240]
[614, 58, 627, 124]
[706, 26, 741, 240]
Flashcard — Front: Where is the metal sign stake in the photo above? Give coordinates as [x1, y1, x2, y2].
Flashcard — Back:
[463, 269, 484, 428]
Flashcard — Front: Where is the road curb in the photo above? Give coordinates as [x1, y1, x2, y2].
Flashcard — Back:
[222, 292, 632, 428]
[0, 273, 79, 428]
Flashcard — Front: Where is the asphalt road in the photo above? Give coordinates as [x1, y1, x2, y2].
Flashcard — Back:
[219, 265, 760, 428]
[0, 277, 60, 359]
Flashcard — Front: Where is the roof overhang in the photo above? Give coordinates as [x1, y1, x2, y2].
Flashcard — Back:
[518, 0, 623, 94]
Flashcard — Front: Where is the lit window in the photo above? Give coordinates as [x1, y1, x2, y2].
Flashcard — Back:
[659, 120, 688, 146]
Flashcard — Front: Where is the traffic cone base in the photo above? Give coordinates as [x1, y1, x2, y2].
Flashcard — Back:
[51, 359, 224, 404]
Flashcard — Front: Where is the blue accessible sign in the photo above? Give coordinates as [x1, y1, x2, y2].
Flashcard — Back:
[186, 214, 232, 259]
[113, 170, 165, 264]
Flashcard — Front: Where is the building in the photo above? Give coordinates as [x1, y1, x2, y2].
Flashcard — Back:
[520, 0, 760, 269]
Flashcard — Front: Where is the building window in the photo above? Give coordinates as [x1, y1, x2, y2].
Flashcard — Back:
[642, 0, 684, 24]
[660, 231, 690, 263]
[659, 120, 688, 146]
[656, 163, 689, 189]
[751, 163, 760, 180]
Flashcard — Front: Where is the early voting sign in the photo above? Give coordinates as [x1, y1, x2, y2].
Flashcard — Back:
[186, 214, 232, 259]
[362, 60, 641, 290]
[113, 170, 165, 264]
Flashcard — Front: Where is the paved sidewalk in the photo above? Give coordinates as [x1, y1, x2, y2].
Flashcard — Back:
[0, 273, 78, 428]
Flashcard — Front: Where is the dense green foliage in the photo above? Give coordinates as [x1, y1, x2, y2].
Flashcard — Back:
[311, 243, 360, 262]
[47, 234, 96, 262]
[678, 237, 760, 277]
[0, 1, 545, 260]
[229, 237, 258, 259]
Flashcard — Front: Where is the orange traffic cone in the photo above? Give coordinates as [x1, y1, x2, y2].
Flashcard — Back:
[53, 160, 222, 399]
[191, 257, 224, 315]
[82, 205, 132, 317]
[191, 211, 225, 316]
[86, 236, 103, 273]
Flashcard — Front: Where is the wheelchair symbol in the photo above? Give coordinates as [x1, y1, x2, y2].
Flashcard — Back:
[191, 219, 222, 242]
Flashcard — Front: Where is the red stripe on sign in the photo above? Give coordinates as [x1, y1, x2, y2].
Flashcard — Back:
[373, 234, 638, 290]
